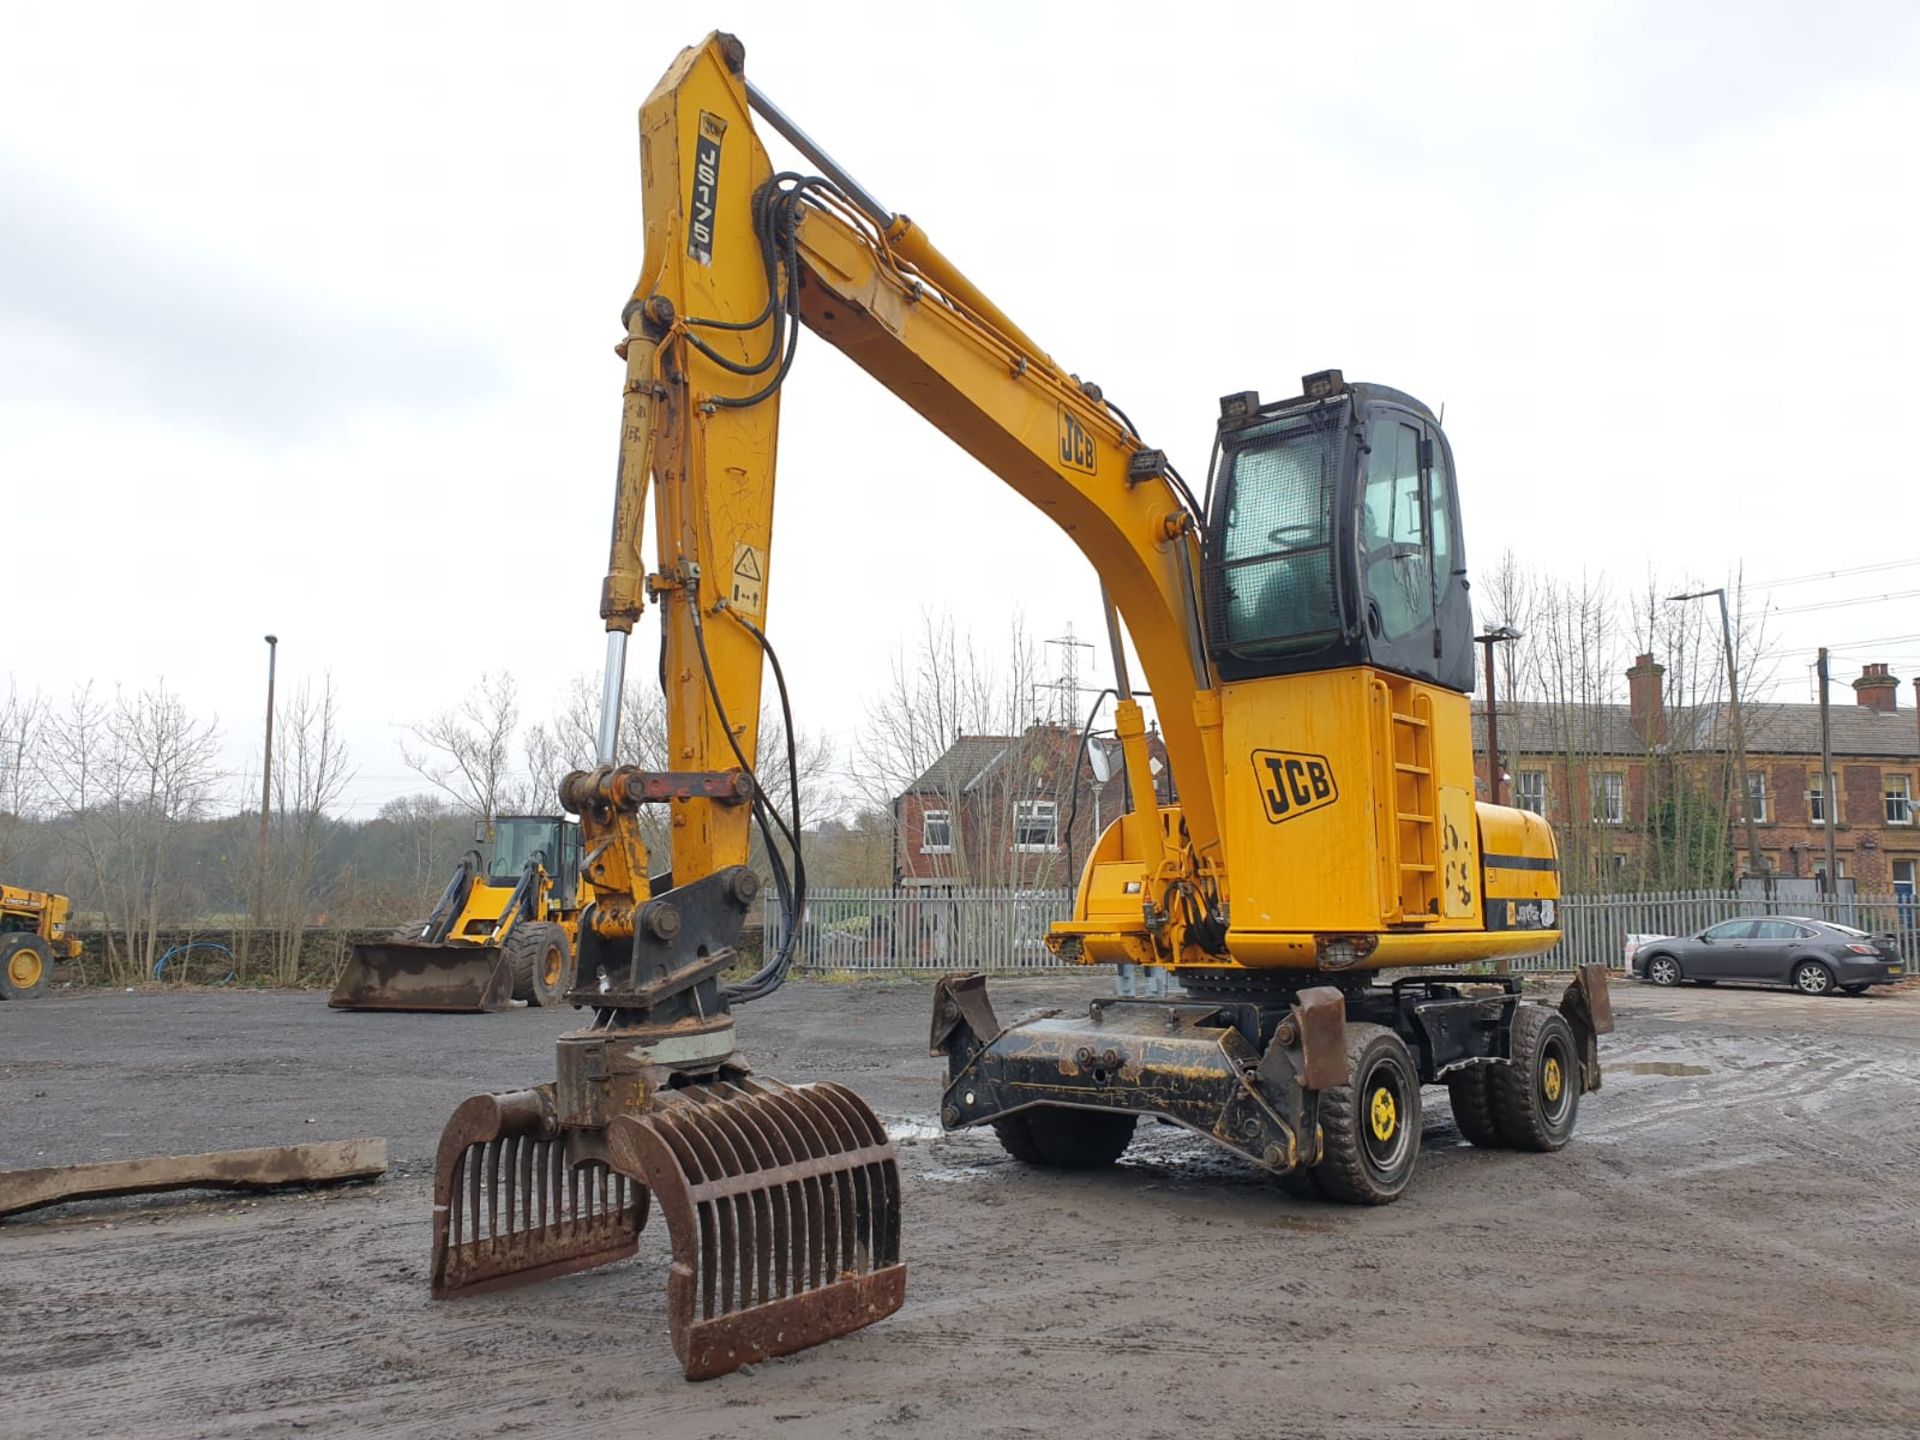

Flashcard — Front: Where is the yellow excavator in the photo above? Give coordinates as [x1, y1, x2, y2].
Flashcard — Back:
[329, 815, 583, 1011]
[425, 32, 1611, 1380]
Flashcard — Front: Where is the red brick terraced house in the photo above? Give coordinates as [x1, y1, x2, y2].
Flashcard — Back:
[893, 724, 1170, 889]
[1475, 658, 1919, 897]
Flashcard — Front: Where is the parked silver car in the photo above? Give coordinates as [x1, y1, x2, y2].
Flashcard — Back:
[1632, 917, 1905, 996]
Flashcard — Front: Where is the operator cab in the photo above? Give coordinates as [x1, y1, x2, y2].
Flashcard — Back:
[485, 815, 582, 893]
[1203, 371, 1472, 691]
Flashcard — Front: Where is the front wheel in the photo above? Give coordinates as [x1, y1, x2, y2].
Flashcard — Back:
[1792, 960, 1836, 996]
[1313, 1023, 1422, 1204]
[0, 934, 53, 1000]
[1493, 1004, 1580, 1152]
[505, 922, 573, 1006]
[1645, 954, 1682, 986]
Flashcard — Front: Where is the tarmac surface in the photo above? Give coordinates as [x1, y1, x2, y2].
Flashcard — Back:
[2, 974, 1916, 1439]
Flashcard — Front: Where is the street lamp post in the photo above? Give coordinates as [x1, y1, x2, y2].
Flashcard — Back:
[1668, 589, 1762, 886]
[251, 635, 279, 968]
[1473, 625, 1522, 806]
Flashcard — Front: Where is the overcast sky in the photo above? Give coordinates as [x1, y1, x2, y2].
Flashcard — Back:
[5, 1, 1918, 820]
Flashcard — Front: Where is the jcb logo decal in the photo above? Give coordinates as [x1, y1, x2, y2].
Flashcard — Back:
[686, 111, 726, 265]
[1253, 749, 1339, 823]
[1058, 405, 1097, 475]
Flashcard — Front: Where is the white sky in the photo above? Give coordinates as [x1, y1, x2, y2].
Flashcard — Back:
[5, 1, 1919, 819]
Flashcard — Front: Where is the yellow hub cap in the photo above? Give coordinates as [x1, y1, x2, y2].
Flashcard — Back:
[543, 947, 563, 987]
[8, 948, 43, 989]
[1543, 1057, 1564, 1103]
[1369, 1086, 1398, 1142]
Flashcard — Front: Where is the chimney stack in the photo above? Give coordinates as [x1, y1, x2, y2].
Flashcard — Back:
[1627, 653, 1667, 744]
[1853, 663, 1899, 713]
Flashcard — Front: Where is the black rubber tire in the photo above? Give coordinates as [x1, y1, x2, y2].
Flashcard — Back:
[1792, 960, 1836, 997]
[1644, 953, 1683, 987]
[1314, 1023, 1422, 1205]
[0, 934, 54, 1000]
[1493, 1004, 1580, 1152]
[1840, 983, 1871, 996]
[504, 922, 572, 1006]
[1446, 1066, 1505, 1148]
[990, 1106, 1135, 1169]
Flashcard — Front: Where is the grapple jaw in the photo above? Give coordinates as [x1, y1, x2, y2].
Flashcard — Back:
[610, 1079, 905, 1380]
[428, 1039, 905, 1379]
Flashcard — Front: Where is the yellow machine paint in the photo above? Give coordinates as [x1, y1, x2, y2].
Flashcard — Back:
[329, 816, 586, 1013]
[0, 884, 81, 1001]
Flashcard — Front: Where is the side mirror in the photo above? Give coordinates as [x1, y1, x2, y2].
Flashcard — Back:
[1698, 933, 1713, 943]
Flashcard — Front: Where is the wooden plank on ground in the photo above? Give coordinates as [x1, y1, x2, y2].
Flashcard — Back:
[0, 1138, 389, 1219]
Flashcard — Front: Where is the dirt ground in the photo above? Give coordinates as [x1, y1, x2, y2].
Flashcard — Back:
[3, 974, 1916, 1439]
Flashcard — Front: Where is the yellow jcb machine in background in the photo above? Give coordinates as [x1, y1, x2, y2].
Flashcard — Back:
[419, 31, 1612, 1382]
[1, 885, 82, 1001]
[329, 815, 584, 1012]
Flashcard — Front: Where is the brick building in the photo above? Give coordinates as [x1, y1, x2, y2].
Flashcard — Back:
[1476, 659, 1919, 896]
[893, 724, 1168, 888]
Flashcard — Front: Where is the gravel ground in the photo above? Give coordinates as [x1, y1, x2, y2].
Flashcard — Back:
[2, 975, 1916, 1439]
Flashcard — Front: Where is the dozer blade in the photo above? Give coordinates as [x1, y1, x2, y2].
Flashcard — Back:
[610, 1079, 906, 1381]
[430, 1088, 645, 1296]
[328, 940, 516, 1013]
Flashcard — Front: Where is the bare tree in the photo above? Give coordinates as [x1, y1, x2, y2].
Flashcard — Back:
[402, 673, 520, 819]
[263, 678, 354, 984]
[0, 680, 47, 870]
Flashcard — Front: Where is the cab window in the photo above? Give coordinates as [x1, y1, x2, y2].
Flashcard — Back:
[1361, 420, 1432, 642]
[1701, 920, 1752, 941]
[1213, 406, 1345, 656]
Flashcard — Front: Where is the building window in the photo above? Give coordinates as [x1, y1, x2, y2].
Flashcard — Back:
[1516, 770, 1545, 815]
[1745, 770, 1768, 824]
[1808, 775, 1829, 825]
[1591, 772, 1623, 825]
[1886, 775, 1913, 826]
[921, 809, 952, 853]
[1014, 800, 1058, 851]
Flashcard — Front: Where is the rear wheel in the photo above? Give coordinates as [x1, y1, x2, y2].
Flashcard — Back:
[1645, 954, 1682, 986]
[1791, 960, 1835, 996]
[1446, 1066, 1504, 1148]
[0, 934, 53, 1000]
[505, 922, 572, 1006]
[991, 1106, 1136, 1169]
[1314, 1023, 1422, 1205]
[1493, 1004, 1579, 1152]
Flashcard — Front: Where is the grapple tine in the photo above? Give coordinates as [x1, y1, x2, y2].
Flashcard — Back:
[429, 1088, 647, 1298]
[610, 1079, 907, 1381]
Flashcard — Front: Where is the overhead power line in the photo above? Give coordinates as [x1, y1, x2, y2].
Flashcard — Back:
[1752, 557, 1920, 590]
[1769, 587, 1920, 616]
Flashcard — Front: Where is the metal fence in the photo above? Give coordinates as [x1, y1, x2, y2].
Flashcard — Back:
[1545, 889, 1918, 969]
[768, 886, 1920, 976]
[767, 888, 1075, 975]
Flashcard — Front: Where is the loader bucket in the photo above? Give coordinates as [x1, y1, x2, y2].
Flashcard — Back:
[428, 1076, 905, 1381]
[328, 940, 516, 1013]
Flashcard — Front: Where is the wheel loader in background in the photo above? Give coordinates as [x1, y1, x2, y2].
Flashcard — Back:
[0, 885, 81, 1000]
[421, 31, 1612, 1382]
[329, 815, 584, 1012]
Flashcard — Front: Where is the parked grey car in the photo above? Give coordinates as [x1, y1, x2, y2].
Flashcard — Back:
[1632, 917, 1905, 996]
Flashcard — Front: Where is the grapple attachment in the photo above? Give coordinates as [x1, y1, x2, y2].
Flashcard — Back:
[328, 940, 514, 1013]
[611, 1079, 906, 1380]
[429, 1073, 904, 1380]
[430, 1088, 643, 1296]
